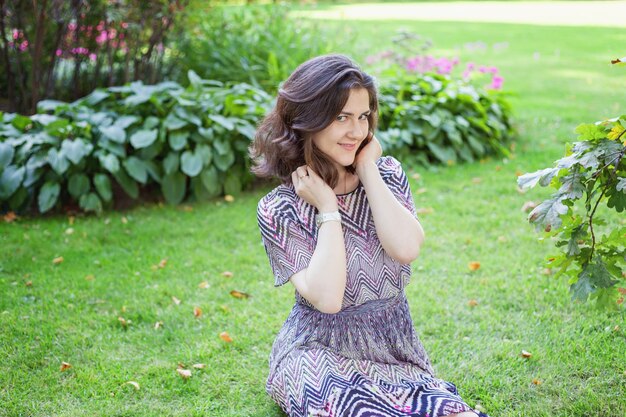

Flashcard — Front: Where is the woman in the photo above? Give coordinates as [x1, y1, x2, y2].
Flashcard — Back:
[250, 54, 488, 417]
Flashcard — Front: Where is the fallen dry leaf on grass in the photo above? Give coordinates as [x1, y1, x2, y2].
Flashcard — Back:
[532, 378, 542, 385]
[25, 281, 32, 287]
[193, 307, 202, 318]
[60, 362, 72, 371]
[198, 281, 210, 289]
[192, 363, 205, 369]
[224, 195, 235, 203]
[124, 381, 140, 390]
[68, 216, 75, 225]
[219, 331, 233, 342]
[468, 261, 481, 271]
[172, 296, 181, 305]
[467, 299, 478, 307]
[118, 317, 131, 328]
[4, 212, 18, 222]
[176, 368, 192, 379]
[230, 290, 250, 299]
[158, 258, 168, 268]
[222, 271, 234, 278]
[154, 321, 163, 330]
[85, 274, 95, 281]
[52, 256, 64, 265]
[65, 228, 74, 235]
[521, 350, 532, 358]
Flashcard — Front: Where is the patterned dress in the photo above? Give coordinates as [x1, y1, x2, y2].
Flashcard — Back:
[257, 156, 489, 417]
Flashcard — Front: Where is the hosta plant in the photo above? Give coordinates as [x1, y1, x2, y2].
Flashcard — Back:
[377, 67, 516, 166]
[0, 71, 273, 214]
[517, 115, 626, 308]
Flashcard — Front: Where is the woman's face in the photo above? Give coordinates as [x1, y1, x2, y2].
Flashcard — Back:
[311, 88, 371, 171]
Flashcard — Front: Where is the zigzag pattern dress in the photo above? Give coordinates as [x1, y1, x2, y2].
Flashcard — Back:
[257, 156, 489, 417]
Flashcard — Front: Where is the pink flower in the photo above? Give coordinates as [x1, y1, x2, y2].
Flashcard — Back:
[55, 49, 62, 57]
[489, 66, 499, 74]
[96, 31, 108, 44]
[490, 75, 504, 90]
[466, 62, 475, 70]
[68, 22, 77, 31]
[12, 29, 19, 40]
[89, 53, 97, 61]
[121, 22, 128, 29]
[478, 66, 488, 73]
[108, 28, 117, 40]
[19, 40, 28, 51]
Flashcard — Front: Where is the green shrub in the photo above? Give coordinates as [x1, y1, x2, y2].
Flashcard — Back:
[518, 115, 626, 309]
[175, 4, 350, 92]
[0, 71, 272, 214]
[376, 66, 516, 166]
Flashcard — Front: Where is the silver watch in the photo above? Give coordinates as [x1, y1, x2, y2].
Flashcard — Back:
[315, 210, 341, 228]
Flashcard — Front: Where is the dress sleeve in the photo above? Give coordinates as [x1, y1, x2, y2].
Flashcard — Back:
[257, 196, 314, 287]
[378, 155, 419, 220]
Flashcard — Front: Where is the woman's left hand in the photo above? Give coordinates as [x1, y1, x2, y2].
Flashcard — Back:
[354, 132, 382, 171]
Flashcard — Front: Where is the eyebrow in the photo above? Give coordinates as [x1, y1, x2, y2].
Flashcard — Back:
[339, 110, 371, 116]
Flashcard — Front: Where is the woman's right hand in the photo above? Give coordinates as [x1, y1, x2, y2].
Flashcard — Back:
[291, 165, 338, 213]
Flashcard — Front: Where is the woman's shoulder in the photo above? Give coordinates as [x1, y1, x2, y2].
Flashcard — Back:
[257, 182, 299, 219]
[376, 155, 405, 178]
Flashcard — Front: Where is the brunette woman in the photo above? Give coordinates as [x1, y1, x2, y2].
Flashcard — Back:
[250, 54, 488, 417]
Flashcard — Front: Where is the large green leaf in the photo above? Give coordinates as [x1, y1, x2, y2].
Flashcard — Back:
[79, 192, 103, 213]
[223, 170, 242, 195]
[181, 150, 203, 177]
[123, 156, 149, 184]
[0, 142, 14, 169]
[93, 173, 113, 202]
[100, 125, 126, 143]
[114, 116, 140, 129]
[209, 115, 235, 130]
[113, 168, 139, 199]
[99, 153, 120, 174]
[168, 131, 189, 151]
[0, 165, 25, 199]
[38, 181, 60, 213]
[68, 173, 90, 198]
[196, 144, 212, 166]
[163, 152, 180, 175]
[48, 148, 69, 175]
[164, 113, 187, 130]
[130, 129, 158, 149]
[61, 139, 93, 164]
[161, 172, 186, 205]
[213, 151, 235, 172]
[200, 166, 220, 197]
[8, 187, 28, 210]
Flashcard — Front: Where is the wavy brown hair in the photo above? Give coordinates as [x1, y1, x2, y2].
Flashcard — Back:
[249, 54, 379, 188]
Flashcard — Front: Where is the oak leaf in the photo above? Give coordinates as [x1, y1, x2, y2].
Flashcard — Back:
[176, 368, 192, 379]
[230, 290, 250, 299]
[468, 261, 481, 271]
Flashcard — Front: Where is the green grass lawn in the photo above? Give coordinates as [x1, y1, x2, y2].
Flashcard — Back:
[1, 10, 626, 417]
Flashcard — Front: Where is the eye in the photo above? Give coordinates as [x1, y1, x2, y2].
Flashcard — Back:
[336, 115, 347, 122]
[359, 114, 370, 121]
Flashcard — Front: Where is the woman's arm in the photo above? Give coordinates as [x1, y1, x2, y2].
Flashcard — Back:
[289, 219, 347, 314]
[356, 160, 425, 264]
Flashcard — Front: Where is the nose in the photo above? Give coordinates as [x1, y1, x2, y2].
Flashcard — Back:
[347, 119, 364, 140]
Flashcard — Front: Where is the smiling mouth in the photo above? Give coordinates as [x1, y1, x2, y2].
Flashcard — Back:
[339, 143, 357, 151]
